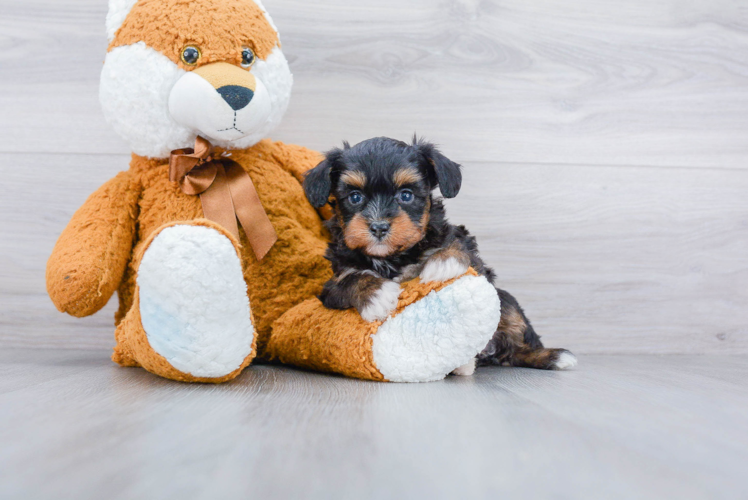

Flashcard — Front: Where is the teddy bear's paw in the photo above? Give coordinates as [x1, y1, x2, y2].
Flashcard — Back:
[370, 275, 500, 383]
[137, 224, 254, 379]
[419, 256, 470, 284]
[359, 281, 402, 322]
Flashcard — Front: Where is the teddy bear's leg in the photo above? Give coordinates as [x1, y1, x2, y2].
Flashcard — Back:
[114, 221, 256, 383]
[268, 270, 501, 383]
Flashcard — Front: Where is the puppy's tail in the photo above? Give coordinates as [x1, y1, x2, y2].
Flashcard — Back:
[477, 288, 577, 370]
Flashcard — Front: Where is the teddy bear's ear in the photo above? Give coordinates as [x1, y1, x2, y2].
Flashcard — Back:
[106, 0, 139, 42]
[414, 137, 463, 199]
[304, 149, 344, 208]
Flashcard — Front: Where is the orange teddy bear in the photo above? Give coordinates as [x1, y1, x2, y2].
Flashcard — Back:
[46, 0, 501, 383]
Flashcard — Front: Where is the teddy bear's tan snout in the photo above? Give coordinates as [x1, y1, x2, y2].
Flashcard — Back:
[193, 62, 257, 111]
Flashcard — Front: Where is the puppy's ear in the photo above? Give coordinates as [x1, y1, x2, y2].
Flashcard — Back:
[304, 149, 343, 208]
[415, 139, 462, 198]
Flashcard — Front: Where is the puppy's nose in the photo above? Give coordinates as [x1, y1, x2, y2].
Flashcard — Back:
[369, 221, 391, 239]
[217, 85, 254, 111]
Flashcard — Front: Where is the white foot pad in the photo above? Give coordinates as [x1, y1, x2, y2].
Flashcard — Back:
[371, 275, 501, 383]
[138, 225, 254, 378]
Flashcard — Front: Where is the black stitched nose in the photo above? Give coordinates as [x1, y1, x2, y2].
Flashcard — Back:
[369, 221, 391, 239]
[217, 85, 254, 111]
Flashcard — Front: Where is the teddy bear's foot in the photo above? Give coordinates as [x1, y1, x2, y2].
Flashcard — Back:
[370, 274, 500, 382]
[268, 270, 501, 383]
[115, 222, 256, 382]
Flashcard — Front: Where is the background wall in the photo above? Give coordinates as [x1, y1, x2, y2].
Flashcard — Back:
[1, 0, 746, 354]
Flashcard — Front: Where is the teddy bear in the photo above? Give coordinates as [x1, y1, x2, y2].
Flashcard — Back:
[46, 0, 502, 383]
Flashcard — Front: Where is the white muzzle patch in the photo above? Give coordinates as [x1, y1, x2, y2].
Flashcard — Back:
[168, 71, 273, 143]
[100, 44, 292, 158]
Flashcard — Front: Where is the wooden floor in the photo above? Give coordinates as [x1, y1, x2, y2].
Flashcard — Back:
[0, 350, 746, 499]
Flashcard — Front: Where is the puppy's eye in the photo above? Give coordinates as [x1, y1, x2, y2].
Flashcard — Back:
[181, 45, 201, 66]
[241, 47, 256, 68]
[397, 189, 415, 204]
[348, 192, 364, 206]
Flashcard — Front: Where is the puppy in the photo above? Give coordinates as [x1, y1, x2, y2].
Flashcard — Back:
[303, 137, 577, 374]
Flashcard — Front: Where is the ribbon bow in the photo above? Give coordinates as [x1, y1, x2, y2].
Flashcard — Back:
[169, 136, 278, 260]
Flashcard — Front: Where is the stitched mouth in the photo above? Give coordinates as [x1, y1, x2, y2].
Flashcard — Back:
[217, 111, 245, 134]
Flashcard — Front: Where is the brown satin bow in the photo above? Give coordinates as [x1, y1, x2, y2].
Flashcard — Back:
[169, 136, 278, 260]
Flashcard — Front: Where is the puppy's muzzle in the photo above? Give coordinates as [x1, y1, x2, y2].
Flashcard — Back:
[369, 221, 391, 240]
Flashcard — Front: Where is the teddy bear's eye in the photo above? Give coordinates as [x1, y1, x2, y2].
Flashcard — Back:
[241, 47, 256, 68]
[181, 46, 201, 66]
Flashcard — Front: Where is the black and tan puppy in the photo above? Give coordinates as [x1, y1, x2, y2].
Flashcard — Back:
[304, 137, 577, 375]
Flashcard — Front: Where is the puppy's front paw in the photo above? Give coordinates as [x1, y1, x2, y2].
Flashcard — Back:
[420, 257, 470, 284]
[359, 281, 401, 322]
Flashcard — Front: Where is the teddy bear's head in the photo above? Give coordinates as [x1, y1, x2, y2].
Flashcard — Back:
[100, 0, 292, 158]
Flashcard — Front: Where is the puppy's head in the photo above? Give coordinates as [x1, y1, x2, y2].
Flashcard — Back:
[304, 136, 462, 257]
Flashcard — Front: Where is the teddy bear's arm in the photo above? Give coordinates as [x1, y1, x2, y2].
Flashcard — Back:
[46, 171, 140, 318]
[271, 141, 334, 220]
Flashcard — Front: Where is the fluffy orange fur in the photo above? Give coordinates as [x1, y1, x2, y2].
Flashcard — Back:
[110, 0, 279, 67]
[48, 141, 332, 380]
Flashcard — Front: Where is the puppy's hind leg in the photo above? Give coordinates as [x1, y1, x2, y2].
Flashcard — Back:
[513, 347, 578, 370]
[477, 289, 577, 370]
[451, 358, 476, 376]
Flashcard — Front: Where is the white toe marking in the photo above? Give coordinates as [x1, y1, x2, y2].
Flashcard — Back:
[419, 257, 469, 283]
[138, 225, 254, 378]
[451, 358, 476, 376]
[360, 281, 401, 322]
[553, 352, 578, 370]
[372, 275, 501, 383]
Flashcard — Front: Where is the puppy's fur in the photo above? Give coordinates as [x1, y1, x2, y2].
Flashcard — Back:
[304, 137, 577, 373]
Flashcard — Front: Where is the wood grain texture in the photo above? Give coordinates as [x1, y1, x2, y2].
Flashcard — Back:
[0, 350, 746, 499]
[0, 0, 747, 166]
[445, 162, 748, 354]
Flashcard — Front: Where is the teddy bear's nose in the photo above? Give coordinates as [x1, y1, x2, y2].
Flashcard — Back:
[217, 85, 255, 111]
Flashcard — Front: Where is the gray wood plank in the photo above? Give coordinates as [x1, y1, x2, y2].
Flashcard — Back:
[3, 152, 746, 353]
[1, 0, 747, 167]
[0, 351, 746, 499]
[444, 161, 748, 354]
